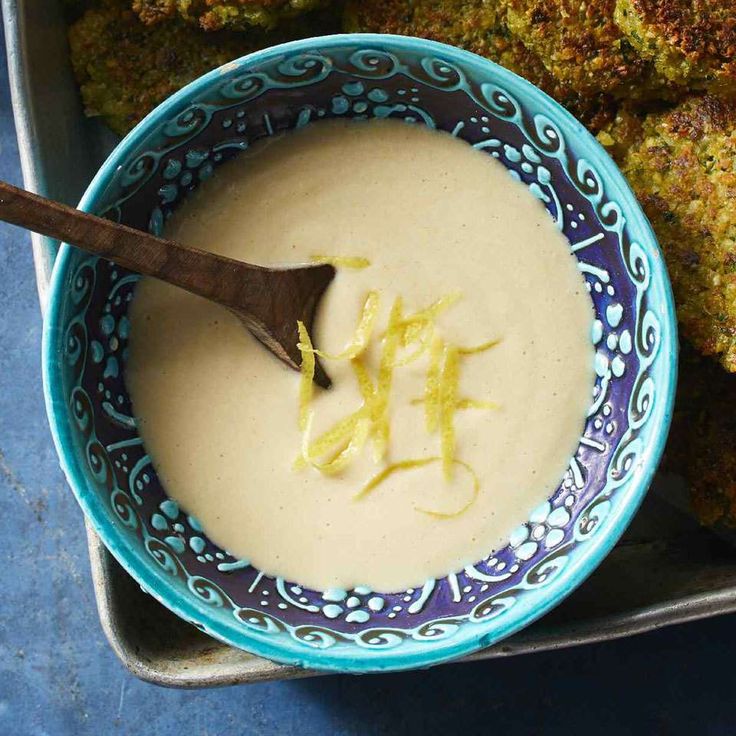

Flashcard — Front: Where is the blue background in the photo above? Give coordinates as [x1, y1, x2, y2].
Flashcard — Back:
[1, 22, 736, 736]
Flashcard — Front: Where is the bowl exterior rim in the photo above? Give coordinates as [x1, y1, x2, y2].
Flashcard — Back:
[42, 32, 678, 673]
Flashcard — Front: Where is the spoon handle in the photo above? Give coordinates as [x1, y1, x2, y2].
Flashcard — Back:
[0, 179, 271, 307]
[0, 179, 335, 387]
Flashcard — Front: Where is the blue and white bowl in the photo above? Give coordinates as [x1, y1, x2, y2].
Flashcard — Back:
[43, 34, 677, 673]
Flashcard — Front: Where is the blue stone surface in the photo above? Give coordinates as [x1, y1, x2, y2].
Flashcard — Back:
[1, 22, 736, 736]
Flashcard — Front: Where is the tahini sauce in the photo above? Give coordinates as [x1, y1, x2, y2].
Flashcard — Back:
[126, 120, 594, 592]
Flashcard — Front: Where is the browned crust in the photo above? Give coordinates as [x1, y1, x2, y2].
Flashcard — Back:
[621, 95, 736, 371]
[345, 0, 504, 57]
[595, 101, 651, 163]
[501, 0, 650, 96]
[69, 0, 337, 134]
[344, 0, 618, 132]
[133, 0, 326, 30]
[666, 91, 736, 138]
[616, 0, 736, 90]
[132, 0, 178, 24]
[628, 0, 736, 61]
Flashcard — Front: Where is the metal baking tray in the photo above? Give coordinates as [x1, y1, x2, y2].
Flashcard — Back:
[7, 0, 736, 687]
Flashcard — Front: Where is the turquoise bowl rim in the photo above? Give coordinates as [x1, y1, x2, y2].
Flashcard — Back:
[42, 33, 678, 673]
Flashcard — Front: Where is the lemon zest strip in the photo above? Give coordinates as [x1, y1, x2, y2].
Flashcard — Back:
[412, 397, 500, 411]
[300, 291, 380, 361]
[439, 345, 459, 479]
[297, 410, 372, 475]
[456, 398, 501, 410]
[393, 321, 434, 366]
[423, 334, 444, 433]
[400, 292, 462, 328]
[372, 296, 403, 461]
[296, 321, 314, 431]
[310, 254, 371, 269]
[355, 456, 480, 519]
[295, 409, 365, 466]
[296, 290, 499, 481]
[354, 457, 437, 500]
[382, 292, 460, 341]
[457, 338, 502, 355]
[351, 357, 376, 403]
[352, 358, 389, 462]
[416, 459, 480, 519]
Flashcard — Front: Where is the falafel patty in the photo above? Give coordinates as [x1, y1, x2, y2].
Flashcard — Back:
[132, 0, 327, 31]
[69, 0, 334, 135]
[621, 95, 736, 372]
[615, 0, 736, 92]
[343, 0, 617, 131]
[595, 102, 647, 163]
[500, 0, 649, 97]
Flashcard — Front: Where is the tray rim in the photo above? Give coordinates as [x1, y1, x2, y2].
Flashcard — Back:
[5, 0, 735, 687]
[3, 1, 56, 301]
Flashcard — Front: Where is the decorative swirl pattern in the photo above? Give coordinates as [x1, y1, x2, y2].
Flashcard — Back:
[356, 629, 405, 649]
[479, 83, 521, 122]
[471, 594, 517, 622]
[64, 322, 86, 369]
[235, 608, 286, 634]
[414, 620, 462, 641]
[598, 200, 624, 231]
[622, 237, 647, 284]
[70, 260, 95, 306]
[70, 387, 94, 437]
[293, 626, 346, 649]
[48, 40, 673, 666]
[86, 439, 115, 490]
[275, 53, 330, 83]
[574, 158, 603, 199]
[188, 576, 227, 608]
[110, 488, 139, 531]
[640, 311, 659, 358]
[576, 496, 613, 540]
[415, 56, 464, 90]
[524, 546, 571, 587]
[145, 537, 184, 577]
[527, 114, 564, 155]
[607, 434, 642, 486]
[120, 153, 155, 189]
[346, 49, 399, 77]
[218, 74, 266, 102]
[629, 374, 655, 428]
[162, 105, 211, 140]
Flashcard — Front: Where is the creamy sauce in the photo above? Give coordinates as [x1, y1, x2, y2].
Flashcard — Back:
[126, 120, 594, 592]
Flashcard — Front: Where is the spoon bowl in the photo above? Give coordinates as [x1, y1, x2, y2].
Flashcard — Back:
[0, 181, 334, 387]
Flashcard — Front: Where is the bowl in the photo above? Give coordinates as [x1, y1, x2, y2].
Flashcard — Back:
[43, 34, 677, 673]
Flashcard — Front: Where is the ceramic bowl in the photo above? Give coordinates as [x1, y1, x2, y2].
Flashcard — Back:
[43, 34, 677, 673]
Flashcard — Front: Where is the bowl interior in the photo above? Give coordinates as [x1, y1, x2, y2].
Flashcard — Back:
[44, 35, 676, 672]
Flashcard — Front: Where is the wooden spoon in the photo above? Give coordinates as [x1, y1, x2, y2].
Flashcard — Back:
[0, 180, 334, 388]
